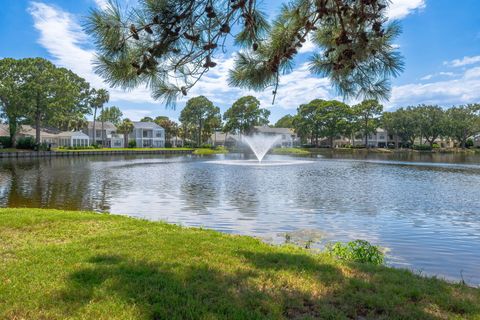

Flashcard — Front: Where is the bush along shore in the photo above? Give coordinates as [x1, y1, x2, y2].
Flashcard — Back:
[0, 208, 479, 319]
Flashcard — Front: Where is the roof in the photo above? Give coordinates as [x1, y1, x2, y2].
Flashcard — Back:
[253, 126, 295, 135]
[0, 124, 9, 137]
[19, 125, 59, 138]
[209, 132, 240, 142]
[132, 121, 164, 130]
[87, 121, 117, 130]
[57, 131, 90, 138]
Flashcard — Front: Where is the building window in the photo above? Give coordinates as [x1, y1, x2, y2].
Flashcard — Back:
[379, 135, 385, 140]
[143, 130, 148, 138]
[96, 130, 102, 137]
[156, 131, 162, 138]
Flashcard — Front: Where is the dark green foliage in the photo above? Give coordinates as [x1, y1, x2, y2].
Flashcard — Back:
[16, 137, 35, 150]
[179, 96, 221, 146]
[327, 240, 385, 265]
[223, 96, 270, 134]
[128, 140, 137, 148]
[0, 136, 12, 148]
[466, 138, 474, 148]
[274, 114, 294, 128]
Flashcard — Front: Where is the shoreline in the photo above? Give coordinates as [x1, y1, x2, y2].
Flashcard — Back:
[1, 207, 478, 319]
[0, 148, 194, 158]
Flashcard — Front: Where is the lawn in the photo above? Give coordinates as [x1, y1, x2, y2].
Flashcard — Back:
[193, 147, 229, 155]
[0, 208, 479, 320]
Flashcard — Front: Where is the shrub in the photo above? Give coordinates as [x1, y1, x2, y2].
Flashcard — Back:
[412, 144, 432, 151]
[351, 144, 366, 149]
[327, 239, 385, 265]
[0, 136, 12, 148]
[164, 141, 172, 148]
[432, 143, 440, 149]
[466, 139, 474, 148]
[38, 143, 50, 151]
[128, 140, 136, 148]
[16, 137, 36, 150]
[200, 143, 212, 148]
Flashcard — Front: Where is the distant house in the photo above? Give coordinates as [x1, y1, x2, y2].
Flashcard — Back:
[83, 121, 124, 148]
[0, 124, 9, 137]
[473, 134, 480, 147]
[167, 136, 187, 147]
[17, 125, 59, 146]
[208, 132, 240, 147]
[129, 122, 165, 148]
[352, 128, 390, 148]
[56, 131, 90, 148]
[253, 126, 299, 147]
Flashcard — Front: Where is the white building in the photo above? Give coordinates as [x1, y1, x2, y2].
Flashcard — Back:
[352, 128, 390, 148]
[129, 122, 165, 148]
[83, 121, 124, 148]
[253, 126, 299, 147]
[56, 131, 90, 147]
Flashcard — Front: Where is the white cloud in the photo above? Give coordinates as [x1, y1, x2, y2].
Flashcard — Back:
[122, 109, 153, 120]
[391, 65, 480, 107]
[93, 0, 109, 10]
[28, 1, 157, 105]
[420, 72, 455, 80]
[298, 36, 316, 54]
[420, 74, 433, 80]
[444, 55, 480, 67]
[28, 1, 334, 111]
[388, 0, 426, 20]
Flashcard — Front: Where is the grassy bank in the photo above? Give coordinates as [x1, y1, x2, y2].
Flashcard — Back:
[270, 147, 310, 155]
[1, 208, 479, 319]
[54, 147, 193, 152]
[193, 146, 228, 155]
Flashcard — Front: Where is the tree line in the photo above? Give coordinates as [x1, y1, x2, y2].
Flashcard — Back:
[0, 58, 113, 148]
[139, 95, 270, 147]
[275, 100, 480, 149]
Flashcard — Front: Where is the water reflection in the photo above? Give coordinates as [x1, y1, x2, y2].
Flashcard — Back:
[0, 152, 480, 285]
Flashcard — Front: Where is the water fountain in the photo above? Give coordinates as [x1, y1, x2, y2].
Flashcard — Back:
[241, 134, 281, 162]
[208, 133, 312, 166]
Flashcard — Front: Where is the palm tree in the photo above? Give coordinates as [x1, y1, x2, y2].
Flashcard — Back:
[116, 118, 134, 148]
[89, 88, 109, 146]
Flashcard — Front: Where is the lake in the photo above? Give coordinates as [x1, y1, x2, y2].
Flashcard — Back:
[1, 151, 479, 285]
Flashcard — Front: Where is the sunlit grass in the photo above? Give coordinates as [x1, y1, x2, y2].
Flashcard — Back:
[271, 147, 310, 155]
[0, 208, 479, 319]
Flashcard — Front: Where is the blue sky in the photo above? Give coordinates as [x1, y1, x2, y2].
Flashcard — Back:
[1, 0, 479, 123]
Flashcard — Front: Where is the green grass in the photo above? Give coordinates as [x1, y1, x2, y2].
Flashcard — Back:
[271, 147, 310, 155]
[0, 208, 479, 319]
[193, 147, 229, 155]
[53, 147, 193, 152]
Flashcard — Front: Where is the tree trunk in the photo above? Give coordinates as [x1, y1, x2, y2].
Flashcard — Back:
[92, 107, 97, 146]
[101, 105, 105, 147]
[35, 108, 41, 149]
[364, 118, 368, 148]
[124, 133, 128, 148]
[395, 135, 399, 149]
[8, 115, 17, 147]
[330, 136, 334, 148]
